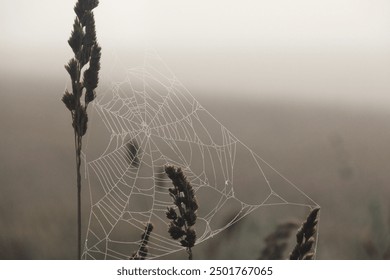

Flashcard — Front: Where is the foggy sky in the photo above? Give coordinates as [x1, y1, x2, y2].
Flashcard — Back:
[1, 0, 390, 107]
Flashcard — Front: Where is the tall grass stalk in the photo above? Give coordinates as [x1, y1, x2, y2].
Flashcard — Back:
[62, 0, 101, 259]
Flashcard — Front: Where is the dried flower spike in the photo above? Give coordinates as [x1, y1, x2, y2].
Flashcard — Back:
[165, 165, 198, 260]
[289, 208, 320, 260]
[130, 223, 154, 260]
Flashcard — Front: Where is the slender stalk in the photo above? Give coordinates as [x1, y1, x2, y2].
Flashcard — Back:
[72, 112, 83, 259]
[75, 133, 82, 260]
[63, 0, 101, 259]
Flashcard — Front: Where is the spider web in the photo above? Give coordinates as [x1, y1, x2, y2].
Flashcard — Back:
[83, 50, 319, 259]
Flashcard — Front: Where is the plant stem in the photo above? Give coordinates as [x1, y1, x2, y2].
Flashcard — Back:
[74, 129, 82, 259]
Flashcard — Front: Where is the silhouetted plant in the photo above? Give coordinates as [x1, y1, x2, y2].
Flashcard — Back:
[290, 208, 320, 260]
[126, 140, 140, 168]
[165, 165, 198, 260]
[62, 0, 101, 259]
[130, 223, 154, 260]
[259, 221, 299, 260]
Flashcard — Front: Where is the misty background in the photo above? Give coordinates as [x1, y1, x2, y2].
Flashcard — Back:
[1, 0, 390, 259]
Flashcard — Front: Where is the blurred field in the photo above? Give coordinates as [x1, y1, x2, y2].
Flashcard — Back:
[1, 76, 390, 259]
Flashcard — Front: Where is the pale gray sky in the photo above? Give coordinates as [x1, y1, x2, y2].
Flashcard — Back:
[2, 0, 390, 50]
[1, 0, 390, 107]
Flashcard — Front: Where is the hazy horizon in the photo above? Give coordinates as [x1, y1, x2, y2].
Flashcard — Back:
[1, 0, 390, 108]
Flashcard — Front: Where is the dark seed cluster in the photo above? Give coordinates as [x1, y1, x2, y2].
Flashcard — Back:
[289, 208, 320, 260]
[131, 223, 154, 260]
[62, 0, 101, 137]
[165, 165, 198, 259]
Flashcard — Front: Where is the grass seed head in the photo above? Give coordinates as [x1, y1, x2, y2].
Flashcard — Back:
[289, 208, 320, 260]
